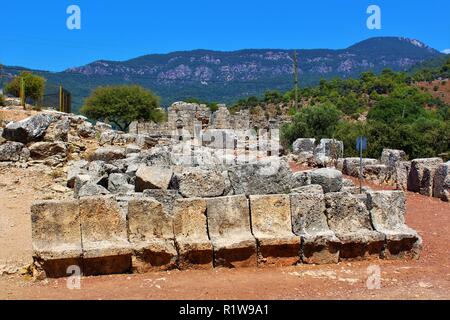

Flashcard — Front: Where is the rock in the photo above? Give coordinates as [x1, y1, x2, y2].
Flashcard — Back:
[29, 142, 67, 160]
[291, 184, 324, 194]
[2, 114, 53, 143]
[290, 190, 340, 264]
[142, 189, 182, 213]
[74, 174, 91, 197]
[342, 158, 379, 177]
[292, 138, 316, 155]
[171, 167, 228, 198]
[250, 194, 300, 266]
[228, 159, 298, 196]
[381, 149, 407, 169]
[108, 173, 134, 193]
[0, 142, 30, 162]
[342, 178, 355, 187]
[127, 198, 177, 272]
[135, 165, 173, 191]
[77, 122, 96, 138]
[173, 198, 213, 269]
[408, 158, 443, 196]
[292, 170, 312, 187]
[324, 192, 385, 260]
[309, 168, 343, 193]
[433, 162, 450, 200]
[91, 147, 126, 162]
[78, 196, 131, 275]
[67, 160, 89, 188]
[30, 200, 82, 278]
[395, 161, 411, 191]
[364, 164, 390, 184]
[206, 195, 257, 268]
[95, 121, 112, 132]
[44, 117, 70, 142]
[367, 191, 422, 259]
[314, 139, 344, 159]
[78, 183, 110, 198]
[125, 144, 141, 155]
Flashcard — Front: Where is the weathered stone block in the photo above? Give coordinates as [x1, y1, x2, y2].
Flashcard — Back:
[367, 191, 422, 259]
[309, 168, 343, 193]
[325, 192, 384, 260]
[343, 158, 378, 177]
[408, 158, 443, 196]
[2, 113, 53, 143]
[206, 195, 257, 268]
[173, 198, 213, 269]
[79, 196, 132, 276]
[0, 141, 30, 162]
[249, 195, 300, 267]
[135, 165, 173, 191]
[290, 191, 340, 264]
[128, 198, 177, 272]
[29, 142, 67, 160]
[433, 162, 450, 200]
[31, 200, 82, 278]
[142, 189, 182, 213]
[171, 167, 228, 198]
[91, 146, 127, 162]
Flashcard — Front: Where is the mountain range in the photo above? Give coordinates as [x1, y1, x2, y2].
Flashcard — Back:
[1, 37, 446, 113]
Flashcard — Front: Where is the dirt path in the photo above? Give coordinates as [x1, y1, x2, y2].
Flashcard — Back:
[0, 167, 449, 300]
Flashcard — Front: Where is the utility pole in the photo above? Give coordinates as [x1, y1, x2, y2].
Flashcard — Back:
[294, 50, 299, 111]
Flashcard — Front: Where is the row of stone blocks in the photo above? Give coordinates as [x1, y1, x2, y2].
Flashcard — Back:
[31, 190, 422, 278]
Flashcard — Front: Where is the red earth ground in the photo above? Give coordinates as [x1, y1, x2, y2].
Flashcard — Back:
[0, 166, 449, 300]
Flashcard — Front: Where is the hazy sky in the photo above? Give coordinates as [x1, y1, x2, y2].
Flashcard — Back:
[0, 0, 449, 71]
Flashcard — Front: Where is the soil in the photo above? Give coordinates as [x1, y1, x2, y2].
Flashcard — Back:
[0, 164, 449, 300]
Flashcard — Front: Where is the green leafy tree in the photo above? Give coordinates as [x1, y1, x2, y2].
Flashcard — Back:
[80, 85, 164, 132]
[4, 71, 46, 103]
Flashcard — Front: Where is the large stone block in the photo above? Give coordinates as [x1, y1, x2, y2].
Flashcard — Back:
[292, 138, 316, 155]
[135, 165, 173, 191]
[342, 158, 379, 177]
[250, 195, 300, 267]
[79, 196, 132, 276]
[395, 161, 411, 191]
[0, 141, 30, 162]
[228, 159, 297, 196]
[2, 113, 53, 143]
[29, 142, 67, 160]
[91, 146, 127, 162]
[309, 168, 343, 193]
[206, 195, 257, 268]
[367, 191, 422, 259]
[173, 198, 213, 269]
[128, 198, 177, 272]
[408, 158, 443, 196]
[171, 167, 228, 198]
[324, 192, 384, 260]
[433, 162, 450, 201]
[380, 149, 407, 169]
[142, 189, 182, 213]
[290, 191, 340, 264]
[31, 200, 82, 278]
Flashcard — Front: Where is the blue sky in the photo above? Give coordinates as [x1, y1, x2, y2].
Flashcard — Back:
[0, 0, 449, 71]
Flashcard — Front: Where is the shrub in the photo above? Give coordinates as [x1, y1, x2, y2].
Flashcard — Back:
[80, 85, 164, 132]
[4, 71, 46, 103]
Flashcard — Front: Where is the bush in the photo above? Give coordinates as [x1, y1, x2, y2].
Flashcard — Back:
[4, 71, 46, 103]
[80, 85, 164, 132]
[0, 93, 4, 106]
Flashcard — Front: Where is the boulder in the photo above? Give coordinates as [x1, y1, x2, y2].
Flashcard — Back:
[77, 122, 95, 138]
[95, 121, 112, 132]
[67, 160, 89, 188]
[2, 113, 53, 143]
[433, 161, 450, 201]
[0, 141, 30, 162]
[364, 164, 390, 184]
[29, 142, 67, 160]
[135, 165, 173, 191]
[44, 117, 70, 142]
[309, 168, 343, 193]
[91, 147, 127, 162]
[78, 183, 111, 198]
[228, 159, 298, 196]
[171, 167, 228, 198]
[342, 158, 379, 177]
[292, 138, 316, 155]
[380, 149, 407, 169]
[408, 158, 443, 196]
[108, 173, 134, 193]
